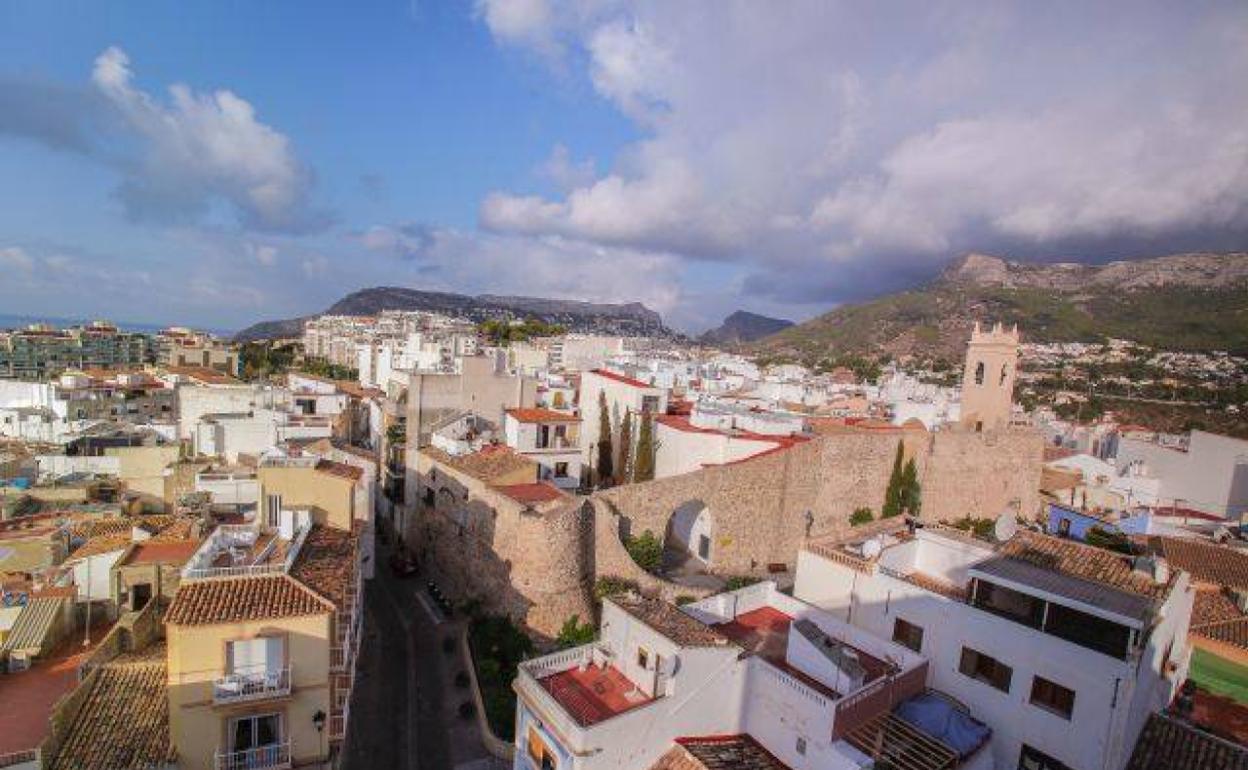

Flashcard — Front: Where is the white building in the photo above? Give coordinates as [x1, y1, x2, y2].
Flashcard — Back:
[578, 369, 667, 472]
[503, 407, 582, 489]
[1114, 430, 1248, 519]
[654, 408, 807, 480]
[793, 520, 1193, 770]
[513, 585, 956, 770]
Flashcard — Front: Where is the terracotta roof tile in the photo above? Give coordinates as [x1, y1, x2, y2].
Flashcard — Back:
[590, 369, 653, 389]
[493, 483, 567, 505]
[505, 407, 581, 424]
[165, 575, 332, 626]
[648, 737, 791, 770]
[611, 594, 730, 648]
[998, 531, 1165, 598]
[1143, 537, 1248, 590]
[425, 445, 538, 485]
[121, 540, 201, 567]
[50, 648, 171, 770]
[1126, 713, 1248, 770]
[289, 525, 357, 607]
[315, 459, 364, 482]
[1193, 589, 1246, 627]
[67, 533, 133, 561]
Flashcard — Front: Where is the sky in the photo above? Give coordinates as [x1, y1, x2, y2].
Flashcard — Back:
[1, 1, 1245, 333]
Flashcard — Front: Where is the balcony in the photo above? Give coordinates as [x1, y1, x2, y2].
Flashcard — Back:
[215, 742, 291, 770]
[213, 666, 292, 705]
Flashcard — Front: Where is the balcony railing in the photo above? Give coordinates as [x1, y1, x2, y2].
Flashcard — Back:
[215, 742, 291, 770]
[213, 666, 292, 705]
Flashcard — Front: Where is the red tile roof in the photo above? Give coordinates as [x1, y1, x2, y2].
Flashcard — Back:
[121, 540, 201, 567]
[591, 369, 653, 389]
[315, 459, 364, 482]
[1143, 537, 1248, 590]
[165, 575, 332, 626]
[505, 407, 581, 424]
[539, 663, 654, 727]
[493, 483, 567, 505]
[1000, 531, 1167, 598]
[289, 525, 357, 607]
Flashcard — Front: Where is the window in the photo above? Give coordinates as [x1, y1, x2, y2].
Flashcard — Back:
[527, 726, 557, 770]
[974, 361, 985, 385]
[973, 580, 1045, 628]
[554, 462, 569, 478]
[1018, 744, 1074, 770]
[229, 713, 281, 753]
[1058, 518, 1071, 536]
[265, 494, 282, 529]
[637, 647, 649, 670]
[1044, 602, 1132, 660]
[958, 647, 1012, 692]
[1000, 364, 1009, 386]
[1030, 676, 1075, 719]
[226, 636, 283, 676]
[892, 618, 924, 653]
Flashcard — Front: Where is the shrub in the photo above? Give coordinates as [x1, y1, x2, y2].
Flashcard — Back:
[850, 507, 874, 526]
[594, 576, 640, 601]
[1086, 525, 1134, 555]
[556, 614, 597, 649]
[675, 594, 696, 606]
[947, 516, 995, 541]
[724, 575, 762, 591]
[468, 615, 535, 741]
[625, 530, 663, 573]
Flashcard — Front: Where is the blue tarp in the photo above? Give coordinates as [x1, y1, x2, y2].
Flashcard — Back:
[895, 692, 992, 758]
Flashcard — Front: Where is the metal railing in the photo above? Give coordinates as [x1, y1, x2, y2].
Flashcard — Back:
[0, 749, 39, 769]
[214, 742, 291, 770]
[212, 666, 292, 705]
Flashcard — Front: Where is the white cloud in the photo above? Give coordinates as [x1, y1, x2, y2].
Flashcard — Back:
[538, 143, 597, 192]
[0, 246, 35, 272]
[247, 243, 279, 266]
[477, 1, 1248, 304]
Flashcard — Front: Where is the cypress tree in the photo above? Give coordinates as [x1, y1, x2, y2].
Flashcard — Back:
[596, 391, 614, 486]
[618, 409, 633, 484]
[900, 457, 921, 515]
[882, 440, 904, 517]
[634, 408, 656, 482]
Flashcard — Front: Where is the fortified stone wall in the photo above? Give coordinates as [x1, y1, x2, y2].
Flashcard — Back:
[410, 453, 594, 639]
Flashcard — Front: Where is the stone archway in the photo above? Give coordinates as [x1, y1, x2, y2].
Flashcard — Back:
[663, 499, 713, 573]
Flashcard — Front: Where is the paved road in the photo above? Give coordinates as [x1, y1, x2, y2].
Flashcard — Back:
[343, 545, 505, 770]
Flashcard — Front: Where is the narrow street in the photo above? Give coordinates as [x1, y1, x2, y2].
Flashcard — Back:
[342, 543, 507, 770]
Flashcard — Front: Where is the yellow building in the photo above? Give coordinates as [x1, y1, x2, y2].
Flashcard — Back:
[257, 459, 363, 534]
[164, 523, 360, 770]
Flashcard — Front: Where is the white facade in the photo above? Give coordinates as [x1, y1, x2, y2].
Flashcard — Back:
[502, 410, 582, 489]
[578, 369, 667, 471]
[1115, 430, 1248, 518]
[794, 526, 1193, 770]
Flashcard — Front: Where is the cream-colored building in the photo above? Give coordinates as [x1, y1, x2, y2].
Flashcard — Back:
[960, 321, 1020, 432]
[164, 523, 361, 770]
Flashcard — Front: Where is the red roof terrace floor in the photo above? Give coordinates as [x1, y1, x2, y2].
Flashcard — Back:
[716, 606, 890, 698]
[539, 663, 655, 727]
[0, 623, 114, 755]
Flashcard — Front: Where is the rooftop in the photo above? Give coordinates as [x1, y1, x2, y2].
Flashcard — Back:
[49, 646, 171, 770]
[493, 482, 567, 505]
[590, 368, 654, 389]
[611, 593, 731, 648]
[289, 525, 358, 607]
[649, 736, 791, 770]
[314, 458, 364, 482]
[425, 444, 538, 485]
[1126, 713, 1248, 770]
[1141, 536, 1248, 590]
[505, 407, 581, 424]
[538, 662, 655, 727]
[165, 573, 332, 626]
[120, 539, 201, 568]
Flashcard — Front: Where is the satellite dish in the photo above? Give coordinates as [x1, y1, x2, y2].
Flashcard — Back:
[861, 538, 883, 560]
[993, 512, 1018, 543]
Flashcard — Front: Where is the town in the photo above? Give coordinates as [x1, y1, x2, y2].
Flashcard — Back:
[0, 307, 1245, 770]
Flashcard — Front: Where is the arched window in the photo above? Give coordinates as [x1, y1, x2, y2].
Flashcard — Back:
[999, 364, 1008, 386]
[974, 361, 985, 385]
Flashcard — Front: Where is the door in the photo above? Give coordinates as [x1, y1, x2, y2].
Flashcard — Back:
[131, 583, 152, 611]
[698, 534, 711, 560]
[229, 713, 282, 768]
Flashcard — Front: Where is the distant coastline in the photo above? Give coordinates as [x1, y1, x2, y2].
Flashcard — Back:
[0, 313, 234, 337]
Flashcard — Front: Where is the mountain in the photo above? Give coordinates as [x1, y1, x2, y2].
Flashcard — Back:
[756, 251, 1248, 361]
[234, 286, 671, 342]
[699, 310, 794, 346]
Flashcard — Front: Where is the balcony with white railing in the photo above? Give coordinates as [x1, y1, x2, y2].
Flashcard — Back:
[181, 523, 310, 580]
[215, 742, 291, 770]
[213, 665, 292, 706]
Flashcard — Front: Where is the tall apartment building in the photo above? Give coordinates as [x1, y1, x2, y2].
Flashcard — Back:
[0, 322, 152, 379]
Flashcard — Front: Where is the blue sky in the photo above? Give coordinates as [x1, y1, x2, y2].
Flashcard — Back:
[1, 1, 1246, 332]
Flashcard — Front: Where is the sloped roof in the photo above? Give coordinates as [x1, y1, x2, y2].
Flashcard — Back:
[165, 575, 332, 626]
[995, 531, 1165, 598]
[611, 594, 730, 648]
[1126, 713, 1248, 770]
[505, 407, 581, 424]
[289, 525, 357, 607]
[50, 647, 171, 770]
[1143, 537, 1248, 590]
[649, 736, 790, 770]
[2, 596, 66, 653]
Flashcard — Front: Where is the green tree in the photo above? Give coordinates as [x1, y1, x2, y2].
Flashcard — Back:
[850, 507, 874, 526]
[625, 530, 663, 573]
[634, 408, 656, 482]
[617, 409, 633, 485]
[900, 458, 922, 515]
[555, 615, 597, 648]
[596, 391, 614, 486]
[882, 441, 905, 517]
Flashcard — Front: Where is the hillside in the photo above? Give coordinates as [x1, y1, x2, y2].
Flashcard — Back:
[757, 252, 1248, 361]
[234, 286, 670, 342]
[699, 310, 793, 346]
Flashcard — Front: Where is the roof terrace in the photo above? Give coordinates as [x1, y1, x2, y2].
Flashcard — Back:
[180, 523, 309, 580]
